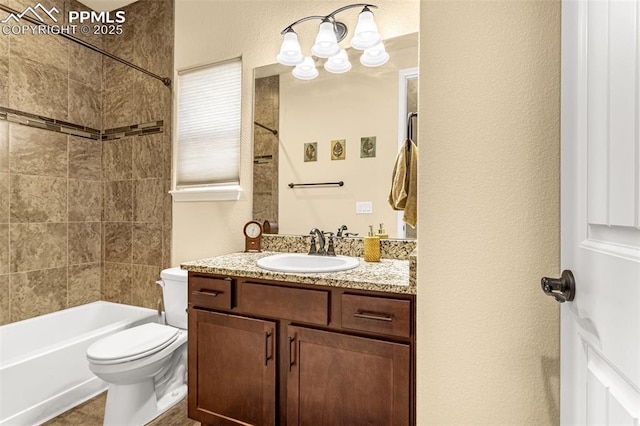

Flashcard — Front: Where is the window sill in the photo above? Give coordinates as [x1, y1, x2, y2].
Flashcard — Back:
[170, 185, 242, 202]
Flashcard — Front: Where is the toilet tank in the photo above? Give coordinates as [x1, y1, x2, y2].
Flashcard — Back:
[158, 267, 188, 329]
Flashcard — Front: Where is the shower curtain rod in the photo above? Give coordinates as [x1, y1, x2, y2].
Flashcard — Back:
[0, 4, 172, 87]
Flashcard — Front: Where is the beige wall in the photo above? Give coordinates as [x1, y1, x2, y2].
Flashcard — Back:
[416, 1, 561, 424]
[172, 0, 420, 264]
[278, 45, 416, 237]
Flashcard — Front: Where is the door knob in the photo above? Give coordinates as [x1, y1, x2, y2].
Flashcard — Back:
[541, 270, 575, 303]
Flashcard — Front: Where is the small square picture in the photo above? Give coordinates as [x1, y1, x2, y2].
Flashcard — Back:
[360, 136, 376, 158]
[331, 139, 346, 160]
[304, 142, 317, 162]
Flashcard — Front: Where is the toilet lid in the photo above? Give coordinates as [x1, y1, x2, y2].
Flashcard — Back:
[87, 323, 179, 364]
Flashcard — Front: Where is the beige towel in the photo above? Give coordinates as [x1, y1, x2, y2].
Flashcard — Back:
[388, 139, 418, 227]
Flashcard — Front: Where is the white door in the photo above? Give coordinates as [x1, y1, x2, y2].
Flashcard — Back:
[560, 0, 640, 424]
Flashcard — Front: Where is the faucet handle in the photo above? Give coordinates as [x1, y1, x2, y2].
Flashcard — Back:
[308, 235, 317, 255]
[326, 234, 336, 256]
[344, 232, 359, 237]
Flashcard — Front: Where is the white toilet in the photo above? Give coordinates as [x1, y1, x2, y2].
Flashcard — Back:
[86, 267, 188, 426]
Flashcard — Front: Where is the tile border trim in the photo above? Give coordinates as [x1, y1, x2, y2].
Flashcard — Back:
[0, 106, 163, 141]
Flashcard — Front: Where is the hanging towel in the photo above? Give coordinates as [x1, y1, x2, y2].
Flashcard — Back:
[388, 139, 418, 227]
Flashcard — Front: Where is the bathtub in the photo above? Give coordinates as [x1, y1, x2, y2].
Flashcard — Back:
[0, 301, 159, 426]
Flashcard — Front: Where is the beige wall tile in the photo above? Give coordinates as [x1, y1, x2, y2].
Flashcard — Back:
[103, 181, 132, 222]
[10, 223, 67, 272]
[134, 178, 162, 223]
[104, 222, 132, 263]
[103, 82, 141, 129]
[133, 30, 173, 80]
[69, 179, 102, 222]
[0, 57, 7, 107]
[69, 222, 101, 264]
[104, 81, 169, 130]
[68, 263, 101, 307]
[103, 138, 132, 181]
[9, 57, 68, 120]
[162, 179, 171, 229]
[0, 274, 9, 325]
[139, 80, 170, 124]
[68, 80, 102, 130]
[0, 224, 8, 275]
[131, 264, 161, 309]
[102, 262, 131, 304]
[9, 31, 69, 74]
[69, 136, 101, 180]
[64, 0, 104, 48]
[10, 174, 67, 223]
[162, 227, 171, 269]
[69, 43, 102, 88]
[0, 121, 8, 173]
[162, 127, 171, 180]
[130, 0, 173, 46]
[132, 222, 161, 266]
[133, 135, 163, 179]
[0, 26, 7, 56]
[0, 172, 8, 223]
[103, 28, 135, 91]
[11, 267, 67, 322]
[9, 125, 68, 177]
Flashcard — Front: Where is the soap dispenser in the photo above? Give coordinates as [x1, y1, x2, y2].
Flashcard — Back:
[364, 225, 381, 262]
[377, 223, 389, 239]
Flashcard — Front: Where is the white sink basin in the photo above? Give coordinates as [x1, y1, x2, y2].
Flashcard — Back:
[256, 253, 359, 273]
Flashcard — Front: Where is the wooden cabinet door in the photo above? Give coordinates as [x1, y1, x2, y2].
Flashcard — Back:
[188, 309, 276, 426]
[287, 326, 411, 426]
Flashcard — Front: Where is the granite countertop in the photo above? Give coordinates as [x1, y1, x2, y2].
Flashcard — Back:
[181, 251, 415, 295]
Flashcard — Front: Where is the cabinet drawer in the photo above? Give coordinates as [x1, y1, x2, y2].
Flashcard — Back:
[241, 282, 329, 325]
[341, 294, 411, 338]
[189, 275, 233, 310]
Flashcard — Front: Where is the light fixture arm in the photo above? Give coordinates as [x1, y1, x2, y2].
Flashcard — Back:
[279, 3, 378, 34]
[326, 3, 377, 19]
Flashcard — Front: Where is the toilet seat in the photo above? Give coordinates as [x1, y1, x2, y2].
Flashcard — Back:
[87, 323, 179, 365]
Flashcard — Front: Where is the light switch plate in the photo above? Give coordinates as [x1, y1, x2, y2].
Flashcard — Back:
[356, 201, 373, 214]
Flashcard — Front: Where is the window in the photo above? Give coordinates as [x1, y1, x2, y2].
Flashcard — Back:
[173, 58, 242, 201]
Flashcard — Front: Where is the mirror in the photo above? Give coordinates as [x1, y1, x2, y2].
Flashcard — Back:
[253, 33, 418, 239]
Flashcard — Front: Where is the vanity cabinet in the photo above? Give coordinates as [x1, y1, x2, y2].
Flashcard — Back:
[187, 273, 415, 426]
[188, 308, 276, 425]
[287, 326, 410, 425]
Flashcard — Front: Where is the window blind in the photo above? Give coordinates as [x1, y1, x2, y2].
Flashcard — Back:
[176, 59, 241, 189]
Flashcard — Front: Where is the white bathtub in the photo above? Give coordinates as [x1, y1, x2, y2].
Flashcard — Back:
[0, 301, 159, 426]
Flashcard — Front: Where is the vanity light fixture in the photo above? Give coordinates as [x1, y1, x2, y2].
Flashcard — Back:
[277, 3, 385, 80]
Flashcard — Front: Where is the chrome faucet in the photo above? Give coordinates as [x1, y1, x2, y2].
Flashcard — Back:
[337, 225, 348, 237]
[309, 228, 326, 255]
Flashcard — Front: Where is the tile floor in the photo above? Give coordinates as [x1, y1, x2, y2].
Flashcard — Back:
[43, 392, 199, 426]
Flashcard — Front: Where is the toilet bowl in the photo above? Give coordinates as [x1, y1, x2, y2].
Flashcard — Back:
[86, 267, 188, 426]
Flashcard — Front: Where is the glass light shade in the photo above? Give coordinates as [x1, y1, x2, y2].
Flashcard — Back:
[350, 10, 381, 50]
[276, 31, 304, 66]
[360, 42, 389, 67]
[311, 21, 340, 58]
[292, 56, 319, 80]
[324, 48, 352, 74]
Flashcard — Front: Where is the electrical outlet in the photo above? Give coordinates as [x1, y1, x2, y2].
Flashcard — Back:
[356, 201, 373, 214]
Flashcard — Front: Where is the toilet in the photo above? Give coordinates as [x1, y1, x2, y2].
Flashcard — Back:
[86, 267, 188, 426]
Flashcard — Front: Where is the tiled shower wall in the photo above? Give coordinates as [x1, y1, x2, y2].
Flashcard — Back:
[252, 76, 279, 224]
[100, 0, 174, 310]
[0, 0, 174, 325]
